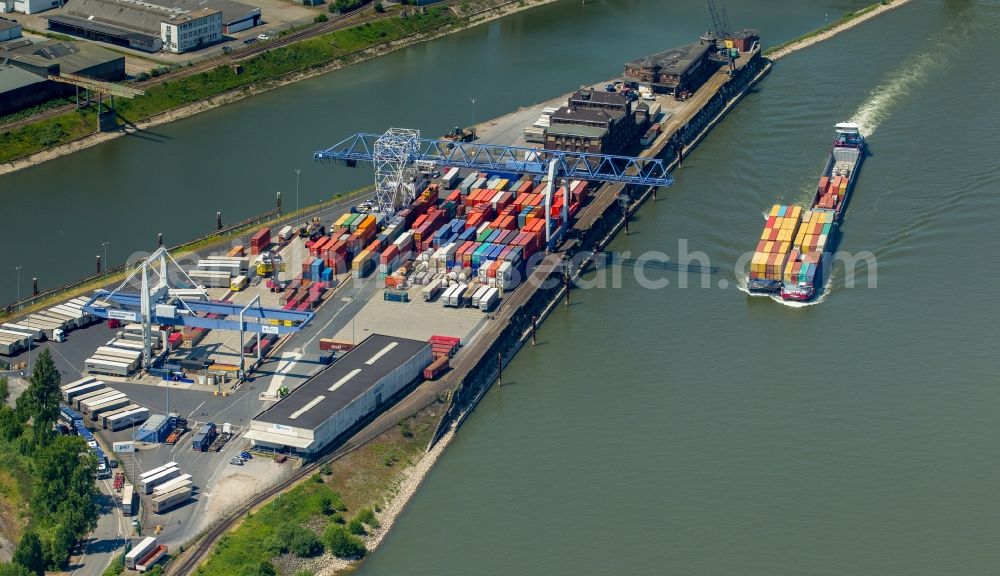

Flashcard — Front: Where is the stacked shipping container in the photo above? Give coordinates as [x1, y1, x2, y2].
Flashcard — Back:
[749, 205, 801, 281]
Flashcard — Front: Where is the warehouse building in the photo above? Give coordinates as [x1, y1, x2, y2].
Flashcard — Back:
[246, 334, 432, 456]
[0, 63, 49, 116]
[0, 39, 124, 116]
[623, 41, 717, 95]
[44, 0, 259, 53]
[0, 0, 60, 15]
[0, 39, 125, 78]
[0, 17, 22, 40]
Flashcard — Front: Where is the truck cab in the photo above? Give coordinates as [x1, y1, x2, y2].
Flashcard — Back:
[52, 328, 66, 342]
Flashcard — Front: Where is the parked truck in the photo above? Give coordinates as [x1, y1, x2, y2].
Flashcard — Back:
[191, 422, 217, 452]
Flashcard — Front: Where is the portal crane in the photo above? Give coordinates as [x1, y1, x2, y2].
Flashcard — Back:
[313, 128, 674, 246]
[82, 247, 313, 379]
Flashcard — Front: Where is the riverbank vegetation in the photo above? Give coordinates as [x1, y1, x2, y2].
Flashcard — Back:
[0, 5, 455, 165]
[0, 351, 100, 575]
[193, 408, 438, 576]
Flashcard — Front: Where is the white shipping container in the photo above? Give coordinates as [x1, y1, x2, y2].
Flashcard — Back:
[471, 285, 490, 308]
[421, 278, 443, 301]
[125, 537, 158, 570]
[479, 287, 500, 311]
[440, 167, 460, 189]
[85, 358, 132, 377]
[139, 462, 179, 482]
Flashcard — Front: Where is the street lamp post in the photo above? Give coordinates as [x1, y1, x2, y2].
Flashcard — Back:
[102, 241, 110, 287]
[295, 168, 301, 228]
[14, 266, 21, 314]
[14, 266, 29, 372]
[470, 98, 477, 141]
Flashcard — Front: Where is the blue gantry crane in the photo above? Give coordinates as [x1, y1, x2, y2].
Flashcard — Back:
[82, 247, 313, 378]
[314, 128, 674, 245]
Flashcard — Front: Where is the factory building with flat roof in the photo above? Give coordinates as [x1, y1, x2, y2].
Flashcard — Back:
[44, 0, 260, 53]
[246, 334, 432, 456]
[0, 17, 22, 41]
[0, 38, 124, 115]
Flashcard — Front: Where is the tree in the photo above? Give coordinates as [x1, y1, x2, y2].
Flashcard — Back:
[275, 524, 324, 558]
[11, 532, 45, 576]
[17, 349, 60, 441]
[0, 563, 33, 576]
[323, 525, 366, 559]
[374, 1, 384, 12]
[0, 375, 9, 405]
[0, 405, 24, 442]
[30, 435, 98, 568]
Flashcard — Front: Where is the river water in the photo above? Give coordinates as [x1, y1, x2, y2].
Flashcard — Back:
[6, 0, 999, 573]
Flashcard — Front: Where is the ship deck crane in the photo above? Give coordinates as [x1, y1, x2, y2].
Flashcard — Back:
[314, 128, 674, 246]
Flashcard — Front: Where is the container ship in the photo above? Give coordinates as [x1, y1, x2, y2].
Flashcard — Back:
[746, 122, 866, 301]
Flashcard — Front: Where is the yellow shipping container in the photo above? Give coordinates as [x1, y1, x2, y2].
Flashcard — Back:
[779, 241, 791, 254]
[777, 228, 791, 242]
[770, 204, 782, 217]
[357, 215, 376, 231]
[788, 205, 802, 219]
[335, 213, 352, 227]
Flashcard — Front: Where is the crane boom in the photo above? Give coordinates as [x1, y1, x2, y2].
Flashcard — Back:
[314, 130, 674, 213]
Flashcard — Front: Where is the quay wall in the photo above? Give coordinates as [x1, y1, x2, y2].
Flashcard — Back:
[430, 53, 772, 446]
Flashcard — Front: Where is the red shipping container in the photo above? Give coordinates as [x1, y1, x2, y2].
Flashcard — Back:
[423, 356, 449, 380]
[251, 227, 271, 247]
[380, 244, 400, 265]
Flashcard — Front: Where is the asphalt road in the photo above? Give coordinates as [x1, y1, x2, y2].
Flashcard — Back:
[0, 190, 380, 562]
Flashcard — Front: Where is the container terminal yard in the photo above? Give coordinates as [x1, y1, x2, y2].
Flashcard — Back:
[0, 25, 771, 574]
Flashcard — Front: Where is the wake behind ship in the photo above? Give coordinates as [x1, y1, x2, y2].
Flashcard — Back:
[746, 122, 866, 302]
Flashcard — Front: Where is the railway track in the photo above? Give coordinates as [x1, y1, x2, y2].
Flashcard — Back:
[0, 10, 373, 134]
[164, 396, 409, 576]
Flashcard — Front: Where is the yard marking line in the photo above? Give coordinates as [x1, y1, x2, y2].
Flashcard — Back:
[189, 400, 206, 419]
[303, 275, 374, 350]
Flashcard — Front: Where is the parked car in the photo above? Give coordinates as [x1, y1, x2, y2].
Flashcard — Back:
[244, 37, 257, 45]
[229, 457, 244, 466]
[257, 33, 270, 41]
[240, 451, 253, 460]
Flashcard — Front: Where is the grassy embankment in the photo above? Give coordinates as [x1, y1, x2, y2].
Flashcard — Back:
[0, 7, 456, 164]
[0, 466, 29, 559]
[764, 1, 892, 57]
[193, 408, 439, 576]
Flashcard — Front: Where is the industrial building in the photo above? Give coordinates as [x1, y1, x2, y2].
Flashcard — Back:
[0, 63, 49, 116]
[0, 0, 60, 15]
[0, 38, 124, 78]
[44, 0, 260, 53]
[623, 41, 716, 95]
[0, 17, 22, 40]
[544, 89, 644, 155]
[0, 38, 124, 116]
[247, 334, 433, 456]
